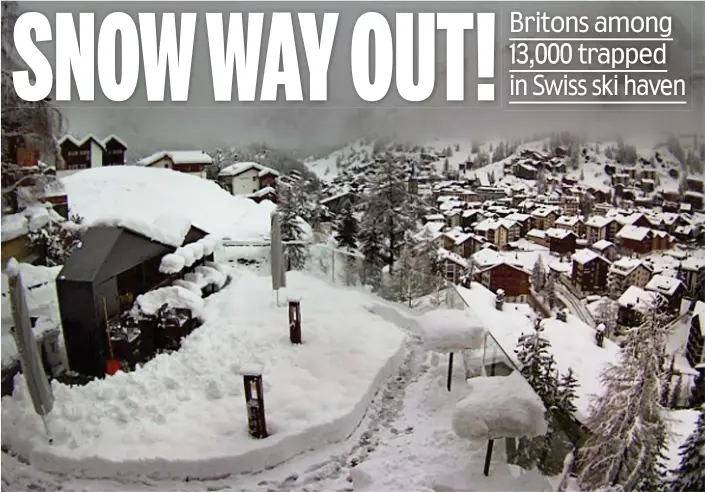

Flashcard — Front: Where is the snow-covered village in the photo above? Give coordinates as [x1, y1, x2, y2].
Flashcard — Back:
[2, 5, 705, 492]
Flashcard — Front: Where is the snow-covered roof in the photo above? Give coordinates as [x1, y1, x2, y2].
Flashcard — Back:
[545, 227, 574, 240]
[526, 229, 546, 240]
[438, 247, 468, 268]
[58, 134, 106, 150]
[681, 256, 705, 272]
[645, 274, 683, 297]
[249, 186, 277, 198]
[102, 134, 128, 148]
[617, 285, 658, 312]
[585, 216, 615, 228]
[504, 212, 530, 222]
[218, 161, 280, 178]
[138, 150, 213, 167]
[531, 207, 559, 218]
[61, 166, 281, 245]
[616, 224, 652, 242]
[591, 239, 614, 251]
[572, 248, 599, 265]
[555, 215, 582, 227]
[610, 257, 648, 276]
[474, 217, 516, 232]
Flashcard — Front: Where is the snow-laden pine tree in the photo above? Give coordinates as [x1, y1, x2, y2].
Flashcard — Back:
[578, 306, 671, 491]
[514, 321, 559, 470]
[28, 213, 84, 266]
[668, 407, 705, 492]
[544, 273, 557, 308]
[335, 201, 358, 251]
[532, 257, 546, 292]
[361, 159, 416, 274]
[2, 1, 64, 214]
[278, 186, 307, 270]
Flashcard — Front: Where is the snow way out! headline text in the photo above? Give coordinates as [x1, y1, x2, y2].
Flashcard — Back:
[12, 12, 497, 104]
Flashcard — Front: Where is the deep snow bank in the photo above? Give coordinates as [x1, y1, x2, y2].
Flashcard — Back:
[61, 166, 277, 244]
[1, 271, 406, 480]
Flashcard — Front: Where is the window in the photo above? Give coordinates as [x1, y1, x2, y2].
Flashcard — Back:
[445, 262, 455, 282]
[253, 176, 258, 181]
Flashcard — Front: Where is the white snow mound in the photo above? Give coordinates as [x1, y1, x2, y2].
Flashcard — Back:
[418, 309, 486, 352]
[61, 166, 278, 245]
[132, 285, 205, 319]
[452, 372, 547, 440]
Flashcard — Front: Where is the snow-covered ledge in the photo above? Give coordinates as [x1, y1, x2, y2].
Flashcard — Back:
[159, 235, 220, 275]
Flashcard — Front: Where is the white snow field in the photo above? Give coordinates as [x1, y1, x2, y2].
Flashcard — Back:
[60, 166, 279, 244]
[1, 270, 406, 480]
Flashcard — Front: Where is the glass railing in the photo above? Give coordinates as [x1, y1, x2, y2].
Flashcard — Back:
[216, 239, 585, 480]
[447, 282, 586, 480]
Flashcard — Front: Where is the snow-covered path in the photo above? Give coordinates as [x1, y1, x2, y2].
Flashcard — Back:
[554, 282, 596, 328]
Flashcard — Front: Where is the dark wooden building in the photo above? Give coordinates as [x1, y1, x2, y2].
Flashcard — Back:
[102, 135, 128, 166]
[477, 262, 530, 304]
[56, 224, 208, 377]
[58, 135, 128, 170]
[546, 228, 577, 256]
[616, 225, 653, 255]
[571, 249, 611, 295]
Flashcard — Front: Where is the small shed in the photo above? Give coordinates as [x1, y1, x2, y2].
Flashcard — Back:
[56, 224, 209, 377]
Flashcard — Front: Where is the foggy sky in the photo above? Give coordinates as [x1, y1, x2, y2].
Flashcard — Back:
[16, 1, 705, 154]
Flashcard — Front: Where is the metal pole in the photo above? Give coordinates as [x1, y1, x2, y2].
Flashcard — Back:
[483, 439, 494, 476]
[447, 352, 454, 391]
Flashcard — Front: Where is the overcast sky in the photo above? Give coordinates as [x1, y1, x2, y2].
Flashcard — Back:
[15, 1, 705, 154]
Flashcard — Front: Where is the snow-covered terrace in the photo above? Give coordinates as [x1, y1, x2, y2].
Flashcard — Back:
[2, 271, 406, 480]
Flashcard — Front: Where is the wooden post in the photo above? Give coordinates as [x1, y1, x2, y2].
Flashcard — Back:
[483, 438, 494, 476]
[447, 352, 454, 392]
[288, 298, 302, 344]
[241, 364, 268, 439]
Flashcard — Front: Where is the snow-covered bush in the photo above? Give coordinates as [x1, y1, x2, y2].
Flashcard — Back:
[27, 213, 84, 266]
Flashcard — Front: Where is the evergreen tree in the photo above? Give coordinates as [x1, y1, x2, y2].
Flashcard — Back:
[557, 368, 579, 416]
[544, 274, 557, 308]
[361, 159, 416, 274]
[28, 213, 84, 266]
[278, 186, 307, 270]
[335, 201, 358, 250]
[514, 321, 560, 470]
[532, 257, 546, 291]
[669, 407, 705, 492]
[578, 306, 671, 491]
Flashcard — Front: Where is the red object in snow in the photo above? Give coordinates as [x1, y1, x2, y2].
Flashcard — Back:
[106, 359, 121, 375]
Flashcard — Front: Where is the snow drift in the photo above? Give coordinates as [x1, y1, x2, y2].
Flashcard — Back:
[61, 166, 277, 245]
[417, 309, 487, 353]
[452, 373, 548, 440]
